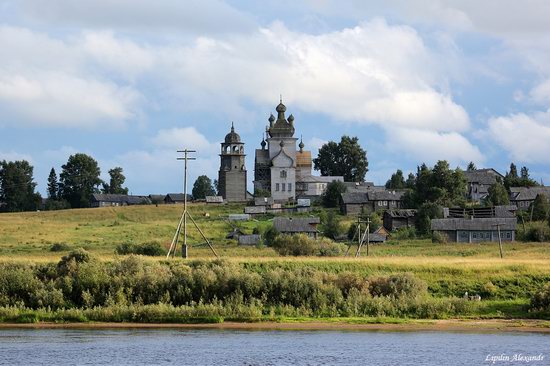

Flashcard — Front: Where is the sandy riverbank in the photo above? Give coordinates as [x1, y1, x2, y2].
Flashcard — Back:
[1, 319, 550, 333]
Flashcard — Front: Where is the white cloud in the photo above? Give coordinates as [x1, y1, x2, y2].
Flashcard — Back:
[0, 26, 143, 128]
[152, 127, 217, 153]
[0, 150, 33, 163]
[14, 0, 255, 34]
[306, 137, 328, 155]
[387, 127, 483, 166]
[487, 110, 550, 163]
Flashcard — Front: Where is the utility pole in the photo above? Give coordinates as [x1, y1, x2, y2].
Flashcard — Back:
[166, 149, 218, 259]
[355, 217, 371, 258]
[493, 222, 504, 259]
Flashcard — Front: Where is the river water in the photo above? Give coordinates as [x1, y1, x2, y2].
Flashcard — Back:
[0, 328, 548, 365]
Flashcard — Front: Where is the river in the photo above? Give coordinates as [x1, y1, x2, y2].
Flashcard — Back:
[0, 329, 548, 365]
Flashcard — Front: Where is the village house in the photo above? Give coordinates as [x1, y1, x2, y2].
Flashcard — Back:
[509, 186, 550, 210]
[463, 168, 503, 202]
[431, 205, 517, 243]
[340, 190, 406, 215]
[164, 193, 192, 204]
[431, 217, 516, 243]
[90, 194, 151, 208]
[383, 209, 417, 231]
[296, 175, 344, 199]
[273, 217, 320, 238]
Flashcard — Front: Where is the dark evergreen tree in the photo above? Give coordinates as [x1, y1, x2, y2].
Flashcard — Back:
[47, 167, 58, 200]
[385, 169, 406, 189]
[486, 181, 510, 206]
[321, 180, 347, 208]
[323, 210, 343, 239]
[59, 153, 103, 208]
[192, 175, 215, 200]
[405, 172, 416, 189]
[466, 161, 477, 171]
[102, 167, 129, 194]
[530, 194, 549, 221]
[0, 160, 41, 212]
[313, 136, 368, 182]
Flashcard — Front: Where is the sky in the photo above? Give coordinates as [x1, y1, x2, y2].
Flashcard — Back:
[1, 0, 550, 195]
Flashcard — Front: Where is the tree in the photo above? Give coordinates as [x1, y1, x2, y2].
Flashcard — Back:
[321, 180, 347, 208]
[504, 162, 537, 188]
[405, 172, 416, 189]
[486, 181, 510, 206]
[59, 153, 103, 208]
[102, 167, 128, 194]
[0, 160, 41, 212]
[415, 202, 443, 235]
[530, 194, 549, 221]
[47, 168, 58, 199]
[323, 210, 343, 239]
[192, 175, 215, 200]
[467, 161, 477, 171]
[313, 136, 368, 182]
[385, 170, 406, 189]
[405, 161, 466, 208]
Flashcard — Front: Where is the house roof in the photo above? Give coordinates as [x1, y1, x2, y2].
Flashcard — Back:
[273, 217, 320, 233]
[431, 217, 516, 231]
[445, 206, 516, 219]
[369, 233, 387, 242]
[343, 182, 377, 191]
[341, 192, 368, 204]
[165, 193, 192, 201]
[384, 209, 417, 218]
[91, 194, 151, 205]
[299, 175, 344, 183]
[510, 186, 550, 201]
[463, 168, 503, 184]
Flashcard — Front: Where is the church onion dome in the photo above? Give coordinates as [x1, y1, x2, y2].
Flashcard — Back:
[268, 99, 295, 138]
[268, 114, 275, 123]
[298, 138, 304, 151]
[224, 122, 241, 143]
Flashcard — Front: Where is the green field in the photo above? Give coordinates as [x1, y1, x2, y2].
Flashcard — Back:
[1, 204, 549, 324]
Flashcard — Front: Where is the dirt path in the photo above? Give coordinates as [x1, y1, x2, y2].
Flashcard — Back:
[1, 319, 549, 333]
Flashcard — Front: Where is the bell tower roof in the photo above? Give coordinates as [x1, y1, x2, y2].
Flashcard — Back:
[224, 122, 241, 143]
[268, 97, 295, 138]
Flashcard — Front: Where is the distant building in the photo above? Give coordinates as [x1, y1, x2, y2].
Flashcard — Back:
[91, 194, 151, 207]
[148, 194, 166, 204]
[431, 218, 516, 243]
[273, 217, 320, 238]
[253, 99, 341, 202]
[296, 175, 344, 198]
[340, 190, 406, 215]
[383, 209, 417, 231]
[509, 186, 550, 210]
[205, 196, 224, 204]
[218, 123, 247, 202]
[164, 193, 192, 204]
[463, 168, 503, 202]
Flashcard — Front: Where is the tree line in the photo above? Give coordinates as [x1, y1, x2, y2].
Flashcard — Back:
[0, 153, 128, 212]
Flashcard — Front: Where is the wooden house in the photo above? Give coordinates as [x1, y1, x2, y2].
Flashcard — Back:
[463, 168, 503, 202]
[340, 190, 406, 215]
[431, 217, 516, 243]
[91, 194, 151, 208]
[383, 209, 417, 231]
[273, 217, 320, 238]
[509, 187, 550, 210]
[164, 193, 192, 204]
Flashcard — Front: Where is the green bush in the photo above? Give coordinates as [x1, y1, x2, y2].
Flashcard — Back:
[518, 222, 550, 242]
[432, 231, 447, 243]
[368, 273, 427, 299]
[530, 283, 550, 311]
[393, 227, 417, 240]
[271, 234, 345, 257]
[115, 241, 166, 256]
[50, 243, 71, 252]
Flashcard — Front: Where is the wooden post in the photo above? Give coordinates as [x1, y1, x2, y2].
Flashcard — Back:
[493, 223, 504, 259]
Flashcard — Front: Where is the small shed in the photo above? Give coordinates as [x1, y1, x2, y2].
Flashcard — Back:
[206, 196, 224, 204]
[229, 214, 250, 221]
[238, 235, 261, 246]
[245, 206, 267, 214]
[91, 194, 151, 207]
[273, 217, 320, 238]
[383, 209, 417, 231]
[255, 197, 274, 206]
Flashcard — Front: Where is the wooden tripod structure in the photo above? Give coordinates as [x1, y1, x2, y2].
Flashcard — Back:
[345, 216, 371, 257]
[166, 149, 218, 259]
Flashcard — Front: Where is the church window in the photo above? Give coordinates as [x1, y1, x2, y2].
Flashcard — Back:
[233, 146, 239, 152]
[280, 170, 287, 178]
[282, 183, 286, 191]
[276, 183, 280, 191]
[288, 183, 292, 192]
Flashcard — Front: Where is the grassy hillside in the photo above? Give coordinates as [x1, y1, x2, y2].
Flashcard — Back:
[1, 204, 550, 323]
[1, 203, 550, 261]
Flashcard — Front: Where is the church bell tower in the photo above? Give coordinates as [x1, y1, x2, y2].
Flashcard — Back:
[218, 123, 247, 202]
